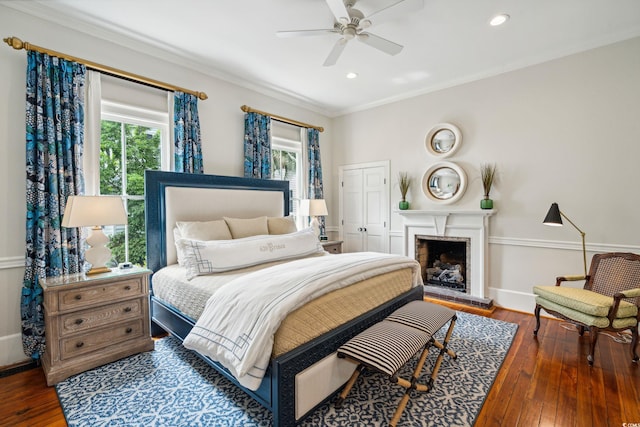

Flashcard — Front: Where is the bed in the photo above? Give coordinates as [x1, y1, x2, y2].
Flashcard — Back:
[144, 170, 424, 426]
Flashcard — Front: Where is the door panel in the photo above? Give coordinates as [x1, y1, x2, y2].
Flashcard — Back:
[342, 169, 364, 252]
[339, 163, 388, 253]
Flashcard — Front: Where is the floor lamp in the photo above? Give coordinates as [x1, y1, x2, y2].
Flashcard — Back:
[543, 202, 587, 276]
[62, 195, 128, 275]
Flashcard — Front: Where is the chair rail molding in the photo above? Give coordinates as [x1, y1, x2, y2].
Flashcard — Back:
[0, 256, 23, 270]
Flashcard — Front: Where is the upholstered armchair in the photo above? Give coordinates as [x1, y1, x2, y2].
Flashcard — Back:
[533, 252, 640, 365]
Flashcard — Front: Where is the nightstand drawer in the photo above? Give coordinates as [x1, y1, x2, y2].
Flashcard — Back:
[58, 277, 144, 311]
[60, 318, 145, 359]
[60, 298, 144, 337]
[322, 240, 343, 254]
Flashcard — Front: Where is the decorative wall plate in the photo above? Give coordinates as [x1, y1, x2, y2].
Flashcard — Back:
[425, 123, 462, 158]
[422, 162, 467, 204]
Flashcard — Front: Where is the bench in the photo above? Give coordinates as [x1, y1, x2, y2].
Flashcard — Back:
[335, 300, 457, 426]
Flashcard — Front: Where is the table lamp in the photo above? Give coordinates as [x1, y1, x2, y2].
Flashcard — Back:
[300, 199, 328, 240]
[62, 195, 128, 274]
[543, 202, 587, 276]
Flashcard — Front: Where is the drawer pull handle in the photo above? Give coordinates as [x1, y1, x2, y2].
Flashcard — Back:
[74, 295, 82, 300]
[124, 285, 131, 291]
[76, 342, 84, 348]
[75, 319, 83, 325]
[125, 327, 133, 334]
[124, 307, 132, 313]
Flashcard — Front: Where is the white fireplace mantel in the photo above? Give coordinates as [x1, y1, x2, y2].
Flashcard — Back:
[398, 209, 495, 299]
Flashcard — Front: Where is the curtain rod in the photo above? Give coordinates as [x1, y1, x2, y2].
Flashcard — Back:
[241, 105, 324, 132]
[3, 36, 208, 101]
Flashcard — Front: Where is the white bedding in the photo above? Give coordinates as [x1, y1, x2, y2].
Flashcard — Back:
[182, 252, 422, 390]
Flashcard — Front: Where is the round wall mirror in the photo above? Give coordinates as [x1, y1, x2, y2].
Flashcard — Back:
[422, 162, 467, 204]
[425, 123, 462, 158]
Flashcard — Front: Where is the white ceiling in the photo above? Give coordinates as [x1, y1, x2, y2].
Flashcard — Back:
[6, 0, 640, 116]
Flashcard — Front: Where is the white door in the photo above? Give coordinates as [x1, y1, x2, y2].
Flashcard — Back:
[339, 161, 389, 253]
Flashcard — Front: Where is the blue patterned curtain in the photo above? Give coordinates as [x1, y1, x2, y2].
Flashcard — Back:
[174, 92, 203, 173]
[307, 128, 325, 232]
[23, 51, 86, 359]
[243, 112, 271, 179]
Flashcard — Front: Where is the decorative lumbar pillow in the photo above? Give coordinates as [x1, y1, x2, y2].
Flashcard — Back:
[268, 216, 297, 235]
[224, 216, 269, 239]
[175, 219, 232, 241]
[177, 228, 323, 279]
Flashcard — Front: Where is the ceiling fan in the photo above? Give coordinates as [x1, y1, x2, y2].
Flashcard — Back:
[276, 0, 424, 66]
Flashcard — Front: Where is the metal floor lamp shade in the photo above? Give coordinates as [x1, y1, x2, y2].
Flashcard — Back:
[543, 202, 587, 276]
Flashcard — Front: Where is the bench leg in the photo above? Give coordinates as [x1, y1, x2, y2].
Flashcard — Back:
[390, 342, 433, 426]
[430, 317, 458, 385]
[335, 364, 365, 408]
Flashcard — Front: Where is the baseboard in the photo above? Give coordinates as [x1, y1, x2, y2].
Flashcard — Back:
[0, 359, 39, 378]
[0, 333, 31, 368]
[488, 287, 536, 313]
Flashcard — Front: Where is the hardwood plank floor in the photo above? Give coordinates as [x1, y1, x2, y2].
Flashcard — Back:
[0, 307, 638, 427]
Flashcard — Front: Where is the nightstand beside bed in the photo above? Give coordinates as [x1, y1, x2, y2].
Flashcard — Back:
[322, 240, 343, 254]
[40, 266, 154, 386]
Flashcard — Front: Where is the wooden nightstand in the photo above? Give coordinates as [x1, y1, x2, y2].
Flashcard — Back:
[322, 240, 343, 254]
[40, 266, 154, 385]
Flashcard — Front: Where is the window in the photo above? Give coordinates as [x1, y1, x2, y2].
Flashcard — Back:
[271, 122, 306, 228]
[100, 101, 170, 267]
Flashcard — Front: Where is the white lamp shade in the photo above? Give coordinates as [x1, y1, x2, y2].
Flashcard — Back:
[62, 196, 128, 227]
[299, 199, 328, 217]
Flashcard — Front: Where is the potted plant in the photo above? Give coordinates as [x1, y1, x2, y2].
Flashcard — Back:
[480, 163, 497, 209]
[398, 172, 411, 210]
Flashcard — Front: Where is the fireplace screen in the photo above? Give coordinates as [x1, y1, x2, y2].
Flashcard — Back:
[415, 235, 470, 292]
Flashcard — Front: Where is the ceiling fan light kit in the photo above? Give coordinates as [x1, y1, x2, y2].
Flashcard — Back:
[277, 0, 424, 66]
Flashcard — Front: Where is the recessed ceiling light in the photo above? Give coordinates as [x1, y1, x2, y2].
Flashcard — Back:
[346, 72, 358, 79]
[490, 14, 510, 26]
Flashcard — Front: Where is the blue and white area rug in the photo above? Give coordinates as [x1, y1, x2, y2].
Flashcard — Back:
[56, 312, 518, 426]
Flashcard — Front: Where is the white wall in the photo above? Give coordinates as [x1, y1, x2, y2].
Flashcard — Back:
[0, 5, 334, 366]
[331, 36, 640, 312]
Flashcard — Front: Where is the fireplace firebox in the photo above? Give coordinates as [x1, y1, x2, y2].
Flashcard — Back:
[415, 235, 471, 293]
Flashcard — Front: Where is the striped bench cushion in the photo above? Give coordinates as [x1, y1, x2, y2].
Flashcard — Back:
[386, 300, 456, 336]
[338, 320, 429, 376]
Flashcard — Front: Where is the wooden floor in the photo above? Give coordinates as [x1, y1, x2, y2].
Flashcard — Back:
[1, 307, 638, 427]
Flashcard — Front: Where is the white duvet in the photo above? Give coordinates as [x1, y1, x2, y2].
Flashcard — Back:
[183, 251, 422, 390]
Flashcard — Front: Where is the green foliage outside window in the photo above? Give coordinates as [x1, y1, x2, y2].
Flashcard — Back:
[100, 120, 161, 267]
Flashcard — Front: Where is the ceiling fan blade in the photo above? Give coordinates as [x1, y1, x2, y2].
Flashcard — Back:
[363, 0, 424, 27]
[276, 29, 339, 38]
[323, 38, 348, 67]
[357, 32, 403, 56]
[325, 0, 350, 24]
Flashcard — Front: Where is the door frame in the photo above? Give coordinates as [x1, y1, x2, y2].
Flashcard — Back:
[338, 160, 390, 253]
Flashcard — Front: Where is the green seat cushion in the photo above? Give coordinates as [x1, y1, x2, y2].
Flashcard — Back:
[533, 285, 638, 319]
[535, 296, 639, 329]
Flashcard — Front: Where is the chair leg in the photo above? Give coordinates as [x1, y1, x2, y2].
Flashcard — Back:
[631, 326, 639, 363]
[587, 326, 600, 366]
[534, 304, 541, 336]
[577, 325, 585, 336]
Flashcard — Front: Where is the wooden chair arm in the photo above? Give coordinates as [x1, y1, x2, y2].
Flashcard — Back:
[609, 288, 640, 322]
[619, 288, 640, 299]
[555, 275, 588, 286]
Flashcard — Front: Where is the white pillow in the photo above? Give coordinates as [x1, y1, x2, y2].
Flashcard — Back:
[268, 216, 297, 235]
[177, 228, 323, 279]
[224, 216, 269, 239]
[175, 219, 232, 240]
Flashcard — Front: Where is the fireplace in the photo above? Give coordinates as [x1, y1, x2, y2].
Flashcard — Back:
[416, 235, 470, 292]
[399, 209, 494, 307]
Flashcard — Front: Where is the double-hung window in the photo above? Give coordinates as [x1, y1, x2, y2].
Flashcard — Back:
[99, 101, 170, 267]
[84, 73, 172, 268]
[271, 122, 305, 227]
